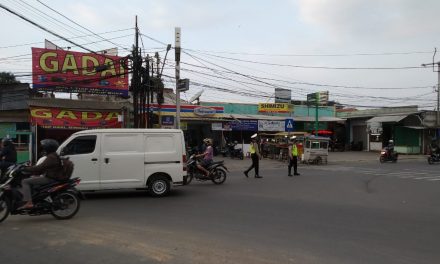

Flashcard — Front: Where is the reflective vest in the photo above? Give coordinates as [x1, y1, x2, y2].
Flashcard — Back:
[291, 144, 298, 156]
[250, 144, 256, 154]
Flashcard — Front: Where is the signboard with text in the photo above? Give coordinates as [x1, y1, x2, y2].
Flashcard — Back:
[30, 107, 122, 129]
[230, 119, 258, 131]
[258, 103, 289, 113]
[32, 47, 128, 96]
[258, 120, 285, 131]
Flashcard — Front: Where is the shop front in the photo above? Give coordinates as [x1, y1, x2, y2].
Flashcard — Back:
[29, 99, 125, 160]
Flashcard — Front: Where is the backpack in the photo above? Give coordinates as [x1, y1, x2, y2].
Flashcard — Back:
[58, 156, 74, 180]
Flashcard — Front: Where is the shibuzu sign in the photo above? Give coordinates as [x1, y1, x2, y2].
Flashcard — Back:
[258, 103, 289, 113]
[32, 48, 128, 96]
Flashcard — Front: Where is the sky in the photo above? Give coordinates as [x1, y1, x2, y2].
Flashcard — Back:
[1, 0, 440, 109]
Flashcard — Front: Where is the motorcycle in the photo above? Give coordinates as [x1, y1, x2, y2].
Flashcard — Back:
[427, 152, 440, 164]
[379, 149, 398, 163]
[222, 142, 244, 160]
[0, 163, 82, 223]
[186, 155, 228, 185]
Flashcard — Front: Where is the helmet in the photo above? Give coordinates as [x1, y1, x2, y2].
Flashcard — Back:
[251, 133, 258, 139]
[40, 139, 59, 154]
[203, 138, 212, 145]
[389, 140, 394, 144]
[290, 136, 297, 140]
[1, 138, 12, 147]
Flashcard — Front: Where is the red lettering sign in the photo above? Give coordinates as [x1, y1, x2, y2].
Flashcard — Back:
[32, 48, 128, 96]
[30, 107, 122, 129]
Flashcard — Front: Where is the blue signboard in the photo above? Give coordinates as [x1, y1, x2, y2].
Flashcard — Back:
[230, 119, 258, 131]
[161, 116, 174, 126]
[285, 118, 295, 132]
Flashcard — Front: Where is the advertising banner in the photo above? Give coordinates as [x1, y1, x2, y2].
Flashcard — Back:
[32, 47, 128, 96]
[258, 103, 289, 113]
[230, 120, 258, 131]
[161, 116, 174, 126]
[30, 107, 122, 129]
[258, 120, 285, 131]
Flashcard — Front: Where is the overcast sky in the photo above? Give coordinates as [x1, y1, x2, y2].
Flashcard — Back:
[1, 0, 440, 109]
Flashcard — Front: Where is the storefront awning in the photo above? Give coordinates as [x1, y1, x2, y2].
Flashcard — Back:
[366, 115, 408, 123]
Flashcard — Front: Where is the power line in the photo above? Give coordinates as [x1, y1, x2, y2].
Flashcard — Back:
[183, 48, 433, 57]
[36, 0, 131, 53]
[187, 49, 425, 70]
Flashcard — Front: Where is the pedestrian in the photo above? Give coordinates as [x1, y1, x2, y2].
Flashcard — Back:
[244, 133, 262, 178]
[288, 136, 300, 176]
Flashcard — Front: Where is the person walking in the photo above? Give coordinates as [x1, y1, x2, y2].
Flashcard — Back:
[244, 133, 262, 178]
[288, 136, 300, 176]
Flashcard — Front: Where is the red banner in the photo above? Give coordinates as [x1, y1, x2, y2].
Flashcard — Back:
[32, 48, 128, 96]
[30, 107, 122, 129]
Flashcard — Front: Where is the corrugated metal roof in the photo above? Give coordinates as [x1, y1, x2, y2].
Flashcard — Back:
[366, 115, 408, 123]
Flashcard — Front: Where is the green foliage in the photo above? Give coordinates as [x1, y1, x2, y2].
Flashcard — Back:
[0, 72, 20, 84]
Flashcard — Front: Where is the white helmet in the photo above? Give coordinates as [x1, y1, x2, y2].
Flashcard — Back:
[389, 139, 394, 143]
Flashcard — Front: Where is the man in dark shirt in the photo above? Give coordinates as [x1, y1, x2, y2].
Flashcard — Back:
[0, 138, 17, 175]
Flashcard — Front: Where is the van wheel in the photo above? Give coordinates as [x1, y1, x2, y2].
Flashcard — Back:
[148, 176, 170, 197]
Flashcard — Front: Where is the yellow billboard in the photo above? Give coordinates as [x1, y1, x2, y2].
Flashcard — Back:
[258, 103, 290, 113]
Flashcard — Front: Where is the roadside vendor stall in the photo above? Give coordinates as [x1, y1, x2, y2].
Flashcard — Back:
[259, 132, 307, 161]
[302, 135, 329, 165]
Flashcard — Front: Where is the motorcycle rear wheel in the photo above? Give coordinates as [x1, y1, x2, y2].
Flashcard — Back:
[0, 196, 10, 223]
[51, 191, 80, 220]
[211, 169, 227, 185]
[428, 157, 434, 165]
[186, 172, 194, 185]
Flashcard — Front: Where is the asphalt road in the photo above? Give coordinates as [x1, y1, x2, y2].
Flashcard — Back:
[1, 159, 440, 264]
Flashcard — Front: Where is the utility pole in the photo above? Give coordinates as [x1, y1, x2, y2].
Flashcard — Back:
[175, 27, 181, 129]
[131, 16, 141, 128]
[422, 61, 440, 127]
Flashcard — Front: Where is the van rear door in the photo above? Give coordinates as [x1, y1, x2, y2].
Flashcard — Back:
[144, 133, 182, 182]
[100, 133, 145, 189]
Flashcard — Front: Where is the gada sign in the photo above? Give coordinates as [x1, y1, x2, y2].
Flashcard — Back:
[32, 48, 128, 96]
[30, 108, 122, 129]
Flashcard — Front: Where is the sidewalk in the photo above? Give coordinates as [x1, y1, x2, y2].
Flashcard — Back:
[215, 151, 427, 172]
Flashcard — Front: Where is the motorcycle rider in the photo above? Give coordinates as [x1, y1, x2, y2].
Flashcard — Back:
[385, 139, 395, 157]
[0, 138, 17, 176]
[430, 140, 440, 156]
[18, 139, 63, 210]
[196, 138, 214, 177]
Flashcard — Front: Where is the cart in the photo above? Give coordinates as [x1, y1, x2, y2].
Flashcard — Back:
[302, 136, 329, 165]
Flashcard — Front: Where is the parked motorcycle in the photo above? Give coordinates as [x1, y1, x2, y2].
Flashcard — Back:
[222, 142, 244, 160]
[427, 152, 440, 164]
[0, 163, 82, 223]
[186, 155, 228, 185]
[379, 149, 398, 163]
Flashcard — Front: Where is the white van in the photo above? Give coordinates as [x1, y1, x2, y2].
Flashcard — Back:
[57, 129, 187, 197]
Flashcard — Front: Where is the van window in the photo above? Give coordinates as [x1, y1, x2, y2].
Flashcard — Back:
[63, 135, 97, 155]
[146, 135, 175, 153]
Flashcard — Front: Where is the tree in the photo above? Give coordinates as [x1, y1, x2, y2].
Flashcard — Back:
[0, 72, 20, 84]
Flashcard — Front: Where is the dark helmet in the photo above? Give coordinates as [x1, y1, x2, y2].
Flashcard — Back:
[40, 139, 59, 154]
[1, 138, 12, 147]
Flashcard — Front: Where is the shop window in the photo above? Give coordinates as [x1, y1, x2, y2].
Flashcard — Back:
[62, 135, 96, 155]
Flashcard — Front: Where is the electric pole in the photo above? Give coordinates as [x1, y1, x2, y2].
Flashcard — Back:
[175, 27, 181, 129]
[131, 16, 142, 128]
[422, 61, 440, 127]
